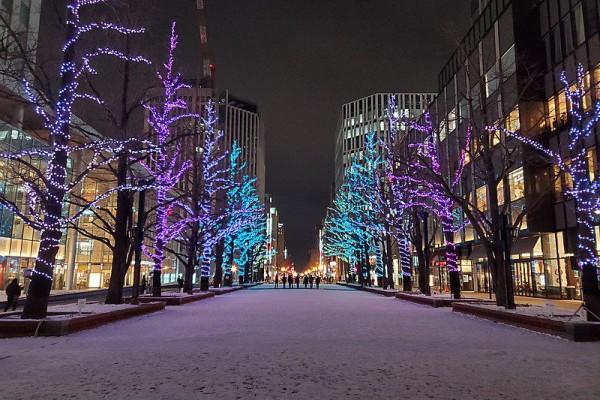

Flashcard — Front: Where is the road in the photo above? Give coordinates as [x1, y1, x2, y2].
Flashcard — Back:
[0, 284, 598, 399]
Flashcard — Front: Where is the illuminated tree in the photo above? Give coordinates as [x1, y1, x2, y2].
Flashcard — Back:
[0, 0, 149, 318]
[142, 23, 197, 297]
[502, 65, 600, 320]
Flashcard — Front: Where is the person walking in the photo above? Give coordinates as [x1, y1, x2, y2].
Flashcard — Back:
[295, 274, 300, 288]
[309, 275, 314, 289]
[4, 278, 21, 312]
[281, 274, 286, 288]
[141, 275, 147, 294]
[274, 273, 279, 288]
[288, 274, 293, 288]
[177, 275, 184, 292]
[316, 275, 321, 289]
[303, 275, 308, 288]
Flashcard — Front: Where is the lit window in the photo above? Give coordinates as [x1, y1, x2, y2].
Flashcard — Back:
[509, 168, 525, 202]
[546, 96, 557, 130]
[476, 185, 487, 211]
[557, 90, 568, 125]
[587, 147, 597, 182]
[439, 119, 447, 142]
[593, 64, 600, 100]
[505, 106, 520, 132]
[497, 180, 505, 206]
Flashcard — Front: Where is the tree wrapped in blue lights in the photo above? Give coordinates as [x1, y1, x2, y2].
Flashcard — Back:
[0, 0, 150, 318]
[220, 143, 266, 286]
[501, 65, 600, 320]
[142, 23, 197, 297]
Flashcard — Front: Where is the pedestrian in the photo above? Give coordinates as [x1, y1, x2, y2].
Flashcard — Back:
[309, 275, 314, 289]
[316, 275, 321, 289]
[295, 274, 300, 288]
[177, 275, 184, 292]
[4, 278, 21, 312]
[303, 275, 308, 288]
[141, 275, 147, 294]
[281, 274, 286, 288]
[288, 274, 293, 288]
[275, 273, 279, 288]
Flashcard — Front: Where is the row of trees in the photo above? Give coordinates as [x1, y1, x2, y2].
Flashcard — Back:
[324, 67, 600, 320]
[0, 1, 266, 318]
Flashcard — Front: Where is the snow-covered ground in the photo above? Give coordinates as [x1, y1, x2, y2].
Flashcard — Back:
[0, 284, 598, 400]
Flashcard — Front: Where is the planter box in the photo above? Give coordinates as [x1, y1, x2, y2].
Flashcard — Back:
[337, 282, 398, 297]
[133, 291, 215, 306]
[452, 302, 600, 342]
[395, 292, 492, 307]
[0, 302, 165, 338]
[209, 286, 244, 295]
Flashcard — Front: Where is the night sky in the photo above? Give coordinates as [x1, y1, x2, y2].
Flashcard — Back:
[205, 0, 472, 269]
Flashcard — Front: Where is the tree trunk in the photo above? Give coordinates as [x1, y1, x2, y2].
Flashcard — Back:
[213, 239, 224, 288]
[106, 156, 132, 304]
[385, 233, 394, 289]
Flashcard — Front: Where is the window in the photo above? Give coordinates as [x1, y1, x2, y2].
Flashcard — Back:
[448, 108, 457, 133]
[587, 147, 597, 182]
[19, 1, 29, 27]
[553, 165, 562, 200]
[439, 119, 447, 142]
[557, 90, 568, 124]
[485, 64, 498, 97]
[573, 3, 585, 45]
[562, 15, 573, 54]
[476, 185, 487, 211]
[505, 106, 520, 132]
[497, 180, 505, 206]
[546, 96, 557, 130]
[594, 64, 600, 100]
[509, 168, 525, 202]
[501, 44, 516, 78]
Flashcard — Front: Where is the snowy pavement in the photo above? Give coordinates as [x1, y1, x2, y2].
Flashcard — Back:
[0, 284, 599, 400]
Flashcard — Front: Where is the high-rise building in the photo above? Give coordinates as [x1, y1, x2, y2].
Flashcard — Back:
[334, 92, 435, 190]
[264, 195, 279, 280]
[219, 91, 266, 201]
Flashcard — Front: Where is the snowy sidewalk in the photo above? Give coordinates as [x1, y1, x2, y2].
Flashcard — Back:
[0, 283, 598, 399]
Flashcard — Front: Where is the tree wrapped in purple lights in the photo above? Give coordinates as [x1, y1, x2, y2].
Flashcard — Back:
[389, 111, 471, 299]
[142, 23, 197, 297]
[0, 0, 150, 318]
[501, 65, 600, 320]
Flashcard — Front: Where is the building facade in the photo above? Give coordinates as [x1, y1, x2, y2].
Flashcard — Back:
[334, 92, 435, 191]
[408, 0, 600, 300]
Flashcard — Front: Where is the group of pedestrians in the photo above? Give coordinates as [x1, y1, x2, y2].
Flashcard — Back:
[274, 274, 321, 289]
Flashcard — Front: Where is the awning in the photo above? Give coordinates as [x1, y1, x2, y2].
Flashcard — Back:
[510, 236, 539, 255]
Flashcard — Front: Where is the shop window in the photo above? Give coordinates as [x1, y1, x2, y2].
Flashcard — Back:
[505, 106, 520, 132]
[448, 108, 457, 133]
[439, 119, 447, 142]
[509, 167, 525, 202]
